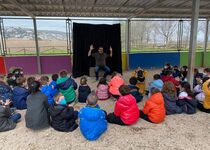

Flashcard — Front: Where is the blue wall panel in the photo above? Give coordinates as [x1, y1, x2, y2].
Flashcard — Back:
[129, 52, 180, 69]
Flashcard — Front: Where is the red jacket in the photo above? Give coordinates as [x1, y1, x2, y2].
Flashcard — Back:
[161, 76, 180, 86]
[109, 75, 125, 95]
[114, 94, 139, 125]
[143, 92, 165, 123]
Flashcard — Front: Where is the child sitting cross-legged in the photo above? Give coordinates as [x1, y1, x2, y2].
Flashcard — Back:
[40, 76, 54, 105]
[78, 76, 91, 103]
[177, 82, 197, 114]
[56, 70, 77, 104]
[49, 74, 59, 97]
[96, 78, 110, 100]
[79, 92, 107, 141]
[128, 77, 143, 103]
[49, 93, 78, 132]
[107, 85, 139, 125]
[140, 87, 165, 123]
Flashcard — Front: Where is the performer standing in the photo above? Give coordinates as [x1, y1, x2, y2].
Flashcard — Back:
[88, 44, 112, 81]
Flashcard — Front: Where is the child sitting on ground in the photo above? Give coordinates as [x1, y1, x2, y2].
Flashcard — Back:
[162, 81, 182, 115]
[79, 92, 107, 141]
[56, 70, 77, 104]
[49, 74, 59, 97]
[148, 74, 163, 97]
[161, 70, 180, 87]
[140, 87, 165, 123]
[177, 82, 197, 114]
[96, 78, 110, 100]
[173, 66, 182, 78]
[12, 77, 29, 110]
[197, 78, 210, 113]
[131, 67, 147, 94]
[0, 99, 21, 132]
[107, 85, 139, 125]
[78, 76, 91, 103]
[128, 77, 143, 103]
[27, 76, 35, 89]
[194, 77, 209, 102]
[40, 76, 54, 105]
[0, 74, 13, 103]
[109, 72, 125, 99]
[180, 66, 188, 81]
[50, 93, 78, 132]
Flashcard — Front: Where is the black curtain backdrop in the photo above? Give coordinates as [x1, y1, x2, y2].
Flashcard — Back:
[72, 23, 122, 78]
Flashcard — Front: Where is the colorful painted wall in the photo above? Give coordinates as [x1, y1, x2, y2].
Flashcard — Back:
[126, 51, 210, 70]
[2, 55, 72, 74]
[1, 51, 209, 75]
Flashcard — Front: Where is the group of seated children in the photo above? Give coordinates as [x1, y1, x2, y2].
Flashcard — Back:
[0, 65, 210, 141]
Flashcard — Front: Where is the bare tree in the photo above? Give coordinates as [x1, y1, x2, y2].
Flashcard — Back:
[155, 21, 177, 48]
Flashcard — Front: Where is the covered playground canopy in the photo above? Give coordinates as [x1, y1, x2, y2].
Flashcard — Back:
[0, 0, 209, 85]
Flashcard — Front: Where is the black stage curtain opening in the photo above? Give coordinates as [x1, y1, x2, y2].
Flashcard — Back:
[72, 23, 122, 78]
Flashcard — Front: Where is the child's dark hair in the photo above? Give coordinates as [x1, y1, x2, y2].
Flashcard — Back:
[111, 71, 118, 79]
[27, 76, 35, 87]
[29, 81, 40, 94]
[40, 76, 49, 85]
[165, 70, 173, 76]
[129, 77, 137, 85]
[181, 82, 194, 97]
[137, 70, 144, 77]
[204, 68, 210, 73]
[59, 70, 68, 78]
[52, 74, 59, 81]
[97, 78, 107, 87]
[153, 74, 161, 80]
[119, 85, 130, 96]
[151, 87, 160, 95]
[80, 76, 87, 85]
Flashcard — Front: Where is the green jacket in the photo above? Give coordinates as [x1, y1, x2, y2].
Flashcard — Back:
[56, 77, 77, 103]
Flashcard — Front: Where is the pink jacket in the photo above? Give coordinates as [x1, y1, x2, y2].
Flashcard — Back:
[109, 75, 125, 96]
[96, 84, 109, 100]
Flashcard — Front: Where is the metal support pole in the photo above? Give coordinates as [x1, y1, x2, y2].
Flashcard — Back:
[187, 0, 200, 86]
[33, 18, 41, 74]
[0, 18, 7, 56]
[203, 19, 209, 67]
[125, 19, 131, 70]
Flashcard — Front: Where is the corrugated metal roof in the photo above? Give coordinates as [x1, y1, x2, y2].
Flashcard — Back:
[0, 0, 209, 18]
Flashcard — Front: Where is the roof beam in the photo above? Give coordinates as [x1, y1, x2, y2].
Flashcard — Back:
[128, 0, 167, 19]
[7, 0, 35, 18]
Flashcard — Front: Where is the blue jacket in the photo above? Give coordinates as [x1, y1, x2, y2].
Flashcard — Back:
[49, 81, 59, 97]
[12, 86, 29, 110]
[41, 85, 54, 105]
[0, 82, 13, 102]
[79, 106, 107, 141]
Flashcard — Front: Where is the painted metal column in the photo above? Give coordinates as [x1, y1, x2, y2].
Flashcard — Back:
[187, 0, 200, 86]
[33, 18, 41, 74]
[0, 18, 7, 56]
[125, 19, 131, 70]
[203, 19, 209, 67]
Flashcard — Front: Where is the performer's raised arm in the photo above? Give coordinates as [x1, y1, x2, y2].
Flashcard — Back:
[88, 44, 94, 57]
[109, 46, 113, 57]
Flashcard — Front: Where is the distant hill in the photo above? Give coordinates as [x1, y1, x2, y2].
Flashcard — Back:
[4, 27, 67, 40]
